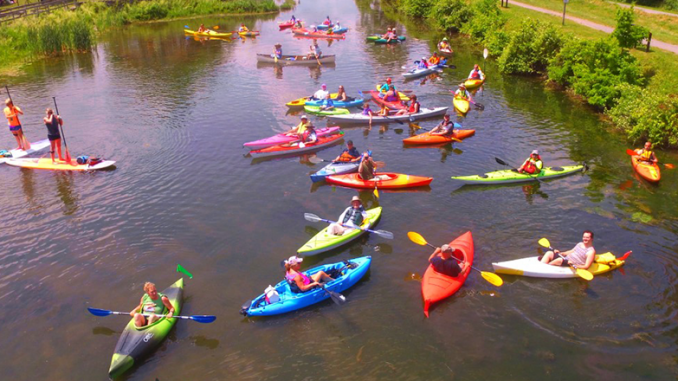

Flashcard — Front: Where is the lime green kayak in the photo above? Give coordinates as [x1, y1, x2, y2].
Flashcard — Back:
[304, 105, 350, 116]
[451, 165, 586, 185]
[108, 279, 183, 379]
[298, 207, 382, 255]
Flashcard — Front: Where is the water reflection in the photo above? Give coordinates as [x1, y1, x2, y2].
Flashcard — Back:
[256, 62, 336, 80]
[54, 171, 79, 215]
[190, 335, 220, 349]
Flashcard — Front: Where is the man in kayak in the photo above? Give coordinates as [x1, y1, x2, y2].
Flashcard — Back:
[428, 52, 441, 66]
[311, 84, 329, 100]
[285, 115, 313, 138]
[395, 94, 420, 116]
[43, 108, 64, 163]
[429, 114, 456, 137]
[540, 231, 596, 269]
[130, 282, 175, 327]
[517, 150, 543, 174]
[334, 140, 361, 162]
[634, 141, 658, 164]
[438, 37, 452, 53]
[285, 256, 334, 292]
[454, 83, 471, 100]
[273, 43, 283, 59]
[468, 64, 485, 80]
[328, 196, 368, 236]
[429, 244, 467, 277]
[238, 24, 249, 32]
[307, 40, 322, 59]
[4, 98, 27, 150]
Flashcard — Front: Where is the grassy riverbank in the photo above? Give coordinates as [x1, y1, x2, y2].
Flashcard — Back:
[0, 0, 285, 73]
[387, 0, 678, 148]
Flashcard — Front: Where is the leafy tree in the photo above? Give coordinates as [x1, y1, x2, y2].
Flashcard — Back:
[611, 6, 648, 49]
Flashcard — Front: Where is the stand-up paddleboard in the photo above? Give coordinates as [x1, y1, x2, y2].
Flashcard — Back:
[5, 157, 116, 171]
[0, 139, 50, 164]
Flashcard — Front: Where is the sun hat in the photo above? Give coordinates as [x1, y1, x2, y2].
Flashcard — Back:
[300, 115, 308, 119]
[351, 195, 361, 203]
[531, 149, 539, 155]
[286, 255, 303, 266]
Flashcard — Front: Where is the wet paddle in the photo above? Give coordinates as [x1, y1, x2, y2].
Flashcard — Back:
[320, 285, 346, 305]
[5, 86, 30, 150]
[495, 157, 545, 183]
[625, 148, 673, 168]
[87, 307, 216, 323]
[537, 238, 593, 281]
[304, 213, 393, 239]
[52, 97, 72, 163]
[407, 232, 503, 287]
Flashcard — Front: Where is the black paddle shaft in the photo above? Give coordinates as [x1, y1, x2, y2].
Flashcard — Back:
[52, 97, 70, 148]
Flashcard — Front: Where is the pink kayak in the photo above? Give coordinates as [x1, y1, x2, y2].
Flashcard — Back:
[244, 127, 340, 150]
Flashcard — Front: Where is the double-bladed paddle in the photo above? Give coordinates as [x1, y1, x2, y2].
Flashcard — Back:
[304, 212, 394, 239]
[407, 231, 503, 287]
[537, 238, 593, 281]
[625, 148, 674, 169]
[87, 307, 216, 323]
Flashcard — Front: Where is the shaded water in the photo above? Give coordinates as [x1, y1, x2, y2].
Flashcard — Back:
[1, 0, 678, 379]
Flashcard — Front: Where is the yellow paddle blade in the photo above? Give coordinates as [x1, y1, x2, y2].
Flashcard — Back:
[537, 238, 551, 248]
[481, 271, 503, 287]
[575, 267, 594, 281]
[451, 137, 462, 143]
[213, 26, 220, 30]
[411, 123, 422, 129]
[373, 187, 379, 198]
[407, 231, 428, 246]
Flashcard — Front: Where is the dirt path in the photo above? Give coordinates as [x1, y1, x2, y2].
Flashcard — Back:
[610, 2, 678, 18]
[509, 0, 678, 54]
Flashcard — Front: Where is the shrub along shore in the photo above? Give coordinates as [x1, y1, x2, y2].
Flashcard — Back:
[0, 0, 289, 74]
[386, 0, 678, 148]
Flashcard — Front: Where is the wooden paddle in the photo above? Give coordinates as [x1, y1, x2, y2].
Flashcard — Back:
[4, 86, 30, 150]
[537, 238, 593, 281]
[625, 148, 673, 168]
[495, 157, 545, 183]
[52, 97, 73, 163]
[407, 232, 503, 287]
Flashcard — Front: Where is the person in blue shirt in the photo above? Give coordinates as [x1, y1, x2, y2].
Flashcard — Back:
[319, 94, 335, 111]
[334, 140, 361, 162]
[429, 244, 467, 277]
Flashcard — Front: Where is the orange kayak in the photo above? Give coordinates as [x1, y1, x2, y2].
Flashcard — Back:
[422, 231, 474, 318]
[325, 172, 433, 189]
[632, 156, 660, 183]
[402, 129, 475, 145]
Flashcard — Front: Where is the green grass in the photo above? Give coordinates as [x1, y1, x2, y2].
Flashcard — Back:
[510, 0, 678, 45]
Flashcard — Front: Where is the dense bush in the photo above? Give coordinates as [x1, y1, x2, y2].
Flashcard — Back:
[612, 6, 649, 49]
[427, 0, 471, 31]
[497, 19, 564, 74]
[400, 0, 434, 18]
[607, 84, 678, 146]
[460, 0, 506, 42]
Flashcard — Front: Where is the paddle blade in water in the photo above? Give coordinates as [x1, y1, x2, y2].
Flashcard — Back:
[495, 157, 510, 167]
[373, 230, 394, 240]
[481, 271, 503, 287]
[537, 238, 551, 248]
[191, 315, 217, 323]
[308, 156, 324, 164]
[304, 213, 322, 223]
[177, 264, 193, 279]
[87, 307, 113, 317]
[665, 163, 675, 169]
[625, 149, 636, 156]
[575, 268, 593, 281]
[407, 231, 428, 246]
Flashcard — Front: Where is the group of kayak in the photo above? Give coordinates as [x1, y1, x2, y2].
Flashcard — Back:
[184, 23, 260, 39]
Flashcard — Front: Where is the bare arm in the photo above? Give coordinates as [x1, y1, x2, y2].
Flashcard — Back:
[428, 247, 442, 262]
[295, 274, 319, 291]
[581, 248, 596, 270]
[130, 296, 144, 317]
[161, 296, 174, 318]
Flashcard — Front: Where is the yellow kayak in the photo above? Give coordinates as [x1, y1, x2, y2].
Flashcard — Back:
[5, 157, 116, 171]
[286, 93, 339, 108]
[453, 97, 470, 114]
[184, 29, 233, 38]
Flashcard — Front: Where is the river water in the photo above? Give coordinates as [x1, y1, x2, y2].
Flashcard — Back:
[1, 0, 678, 379]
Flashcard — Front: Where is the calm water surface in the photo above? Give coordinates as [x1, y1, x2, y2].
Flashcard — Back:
[1, 0, 678, 379]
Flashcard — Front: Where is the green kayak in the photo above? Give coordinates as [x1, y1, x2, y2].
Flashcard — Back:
[304, 105, 350, 116]
[108, 279, 183, 379]
[298, 207, 382, 255]
[366, 35, 406, 44]
[451, 165, 586, 185]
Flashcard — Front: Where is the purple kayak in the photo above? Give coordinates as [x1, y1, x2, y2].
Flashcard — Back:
[244, 127, 341, 150]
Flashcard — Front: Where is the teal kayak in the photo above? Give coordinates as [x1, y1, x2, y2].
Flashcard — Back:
[108, 279, 183, 379]
[304, 105, 351, 116]
[240, 256, 371, 316]
[366, 35, 406, 44]
[298, 207, 382, 255]
[451, 165, 586, 185]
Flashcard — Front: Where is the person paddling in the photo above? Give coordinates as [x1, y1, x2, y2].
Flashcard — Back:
[429, 114, 456, 136]
[238, 24, 249, 32]
[311, 84, 329, 100]
[428, 52, 441, 65]
[540, 231, 596, 270]
[468, 64, 485, 80]
[284, 255, 334, 292]
[43, 108, 64, 163]
[273, 43, 283, 59]
[130, 282, 175, 327]
[308, 40, 322, 59]
[334, 140, 361, 162]
[454, 83, 471, 100]
[358, 151, 377, 180]
[4, 98, 26, 150]
[517, 150, 543, 174]
[429, 244, 467, 277]
[328, 196, 368, 236]
[438, 37, 452, 53]
[634, 141, 658, 164]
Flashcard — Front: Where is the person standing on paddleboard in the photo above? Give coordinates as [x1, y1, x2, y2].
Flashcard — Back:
[634, 141, 658, 164]
[328, 196, 368, 236]
[428, 244, 467, 277]
[4, 98, 26, 151]
[43, 108, 64, 163]
[130, 282, 175, 327]
[540, 231, 596, 269]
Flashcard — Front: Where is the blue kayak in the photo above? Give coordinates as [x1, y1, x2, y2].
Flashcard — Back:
[240, 256, 371, 316]
[310, 161, 360, 182]
[305, 98, 364, 108]
[316, 25, 347, 33]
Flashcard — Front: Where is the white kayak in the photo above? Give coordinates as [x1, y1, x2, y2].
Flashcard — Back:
[0, 139, 50, 164]
[402, 64, 444, 79]
[492, 252, 631, 278]
[326, 107, 449, 124]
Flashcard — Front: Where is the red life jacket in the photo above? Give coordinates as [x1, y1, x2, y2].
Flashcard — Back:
[470, 69, 481, 79]
[523, 155, 542, 174]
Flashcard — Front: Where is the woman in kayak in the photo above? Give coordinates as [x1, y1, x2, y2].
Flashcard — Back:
[130, 282, 175, 327]
[335, 85, 353, 102]
[540, 231, 596, 269]
[429, 244, 467, 277]
[285, 256, 334, 292]
[395, 94, 420, 116]
[384, 85, 400, 102]
[43, 108, 64, 163]
[634, 141, 658, 164]
[429, 114, 456, 136]
[328, 196, 368, 236]
[416, 57, 429, 70]
[517, 150, 543, 174]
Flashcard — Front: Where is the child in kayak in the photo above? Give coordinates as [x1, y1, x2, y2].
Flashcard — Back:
[285, 256, 334, 292]
[318, 94, 335, 111]
[328, 196, 368, 236]
[130, 282, 175, 327]
[540, 231, 596, 269]
[517, 150, 543, 174]
[362, 104, 375, 125]
[438, 37, 452, 53]
[634, 141, 658, 164]
[429, 244, 467, 277]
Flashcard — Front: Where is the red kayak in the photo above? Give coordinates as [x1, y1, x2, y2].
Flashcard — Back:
[368, 90, 406, 110]
[422, 231, 474, 318]
[325, 172, 432, 189]
[279, 20, 300, 29]
[402, 129, 475, 145]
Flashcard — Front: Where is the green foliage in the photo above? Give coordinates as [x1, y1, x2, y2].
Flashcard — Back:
[280, 0, 295, 11]
[427, 0, 471, 31]
[460, 0, 506, 42]
[548, 37, 644, 109]
[497, 18, 564, 74]
[612, 6, 649, 49]
[607, 84, 678, 147]
[400, 0, 434, 18]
